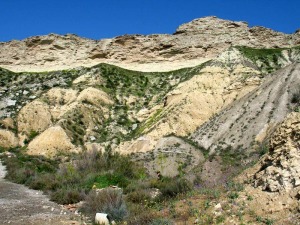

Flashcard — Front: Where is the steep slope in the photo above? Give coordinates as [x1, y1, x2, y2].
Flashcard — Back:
[191, 62, 300, 155]
[117, 46, 300, 154]
[230, 112, 300, 224]
[1, 46, 299, 158]
[252, 112, 300, 192]
[0, 16, 299, 72]
[2, 16, 300, 225]
[0, 63, 204, 156]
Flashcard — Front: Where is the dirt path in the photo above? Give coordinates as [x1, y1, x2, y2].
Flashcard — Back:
[0, 161, 84, 225]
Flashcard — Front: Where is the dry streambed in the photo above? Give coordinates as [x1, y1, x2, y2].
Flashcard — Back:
[0, 161, 83, 225]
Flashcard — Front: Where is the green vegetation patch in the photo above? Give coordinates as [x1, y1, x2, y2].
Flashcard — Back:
[236, 46, 300, 74]
[0, 148, 145, 204]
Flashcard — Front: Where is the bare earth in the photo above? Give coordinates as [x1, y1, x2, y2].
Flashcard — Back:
[0, 161, 83, 225]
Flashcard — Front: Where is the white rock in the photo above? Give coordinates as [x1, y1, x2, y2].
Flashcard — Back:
[6, 100, 16, 106]
[95, 213, 110, 225]
[215, 203, 222, 210]
[132, 124, 138, 130]
[90, 136, 96, 141]
[295, 178, 300, 186]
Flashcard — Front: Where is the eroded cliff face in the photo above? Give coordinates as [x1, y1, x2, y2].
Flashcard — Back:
[226, 112, 300, 224]
[252, 112, 300, 192]
[191, 62, 300, 154]
[0, 16, 299, 72]
[1, 16, 300, 224]
[0, 16, 300, 160]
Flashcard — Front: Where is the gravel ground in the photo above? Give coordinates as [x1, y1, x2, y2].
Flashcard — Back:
[0, 161, 84, 225]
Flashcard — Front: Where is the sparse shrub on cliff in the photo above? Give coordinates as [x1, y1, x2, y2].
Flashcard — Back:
[291, 88, 300, 104]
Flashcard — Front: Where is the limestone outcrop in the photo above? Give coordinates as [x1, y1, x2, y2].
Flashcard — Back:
[252, 112, 300, 192]
[0, 17, 299, 72]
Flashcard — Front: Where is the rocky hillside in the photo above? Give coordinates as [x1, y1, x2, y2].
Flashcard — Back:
[229, 112, 300, 224]
[0, 16, 300, 72]
[1, 16, 300, 224]
[191, 56, 300, 154]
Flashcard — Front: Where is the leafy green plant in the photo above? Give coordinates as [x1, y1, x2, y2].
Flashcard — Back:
[228, 191, 239, 200]
[90, 173, 129, 189]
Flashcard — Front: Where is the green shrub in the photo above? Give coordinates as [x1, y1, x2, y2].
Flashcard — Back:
[258, 143, 269, 156]
[28, 173, 59, 191]
[152, 177, 192, 198]
[124, 179, 152, 193]
[2, 148, 148, 206]
[82, 188, 128, 222]
[126, 189, 152, 204]
[291, 89, 300, 104]
[228, 191, 239, 200]
[198, 188, 221, 200]
[226, 181, 244, 192]
[126, 203, 157, 225]
[89, 173, 129, 189]
[50, 187, 84, 204]
[150, 218, 174, 225]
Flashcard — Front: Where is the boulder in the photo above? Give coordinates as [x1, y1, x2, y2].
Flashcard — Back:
[95, 213, 110, 225]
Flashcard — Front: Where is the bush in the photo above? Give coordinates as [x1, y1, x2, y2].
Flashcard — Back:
[226, 181, 244, 192]
[28, 173, 59, 191]
[2, 148, 148, 205]
[126, 203, 157, 225]
[82, 188, 128, 222]
[126, 189, 152, 204]
[227, 191, 239, 200]
[150, 218, 174, 225]
[50, 187, 84, 204]
[291, 90, 300, 104]
[152, 177, 192, 199]
[91, 173, 129, 189]
[124, 179, 152, 193]
[258, 143, 269, 156]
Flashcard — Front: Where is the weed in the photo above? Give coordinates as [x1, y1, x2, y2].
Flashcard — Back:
[125, 203, 157, 225]
[150, 218, 174, 225]
[246, 194, 253, 201]
[126, 189, 152, 204]
[258, 143, 269, 156]
[216, 215, 225, 224]
[228, 191, 239, 200]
